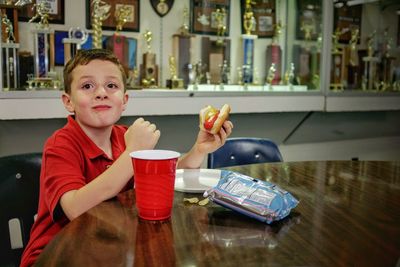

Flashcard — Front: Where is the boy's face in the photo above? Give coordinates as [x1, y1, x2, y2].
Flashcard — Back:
[62, 59, 128, 130]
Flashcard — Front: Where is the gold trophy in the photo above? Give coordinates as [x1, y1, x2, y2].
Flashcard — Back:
[381, 28, 395, 90]
[91, 0, 111, 49]
[172, 6, 194, 87]
[215, 8, 227, 46]
[166, 55, 184, 89]
[104, 5, 131, 69]
[330, 27, 345, 91]
[362, 31, 379, 90]
[140, 30, 158, 87]
[1, 13, 20, 90]
[29, 2, 58, 85]
[241, 0, 257, 84]
[265, 63, 276, 90]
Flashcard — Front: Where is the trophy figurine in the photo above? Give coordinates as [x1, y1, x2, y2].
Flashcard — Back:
[283, 63, 295, 90]
[215, 8, 227, 46]
[241, 0, 257, 84]
[140, 30, 159, 87]
[1, 14, 20, 90]
[91, 0, 111, 49]
[166, 55, 184, 89]
[265, 63, 276, 90]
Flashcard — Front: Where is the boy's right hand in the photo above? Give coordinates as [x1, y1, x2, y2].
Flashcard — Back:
[124, 118, 160, 152]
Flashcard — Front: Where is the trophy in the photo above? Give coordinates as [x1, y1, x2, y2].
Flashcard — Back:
[1, 13, 19, 90]
[62, 27, 88, 64]
[104, 5, 131, 67]
[140, 30, 158, 87]
[266, 21, 283, 85]
[265, 63, 276, 90]
[91, 0, 111, 49]
[362, 31, 379, 90]
[29, 2, 55, 78]
[166, 55, 184, 89]
[283, 63, 295, 90]
[380, 28, 395, 90]
[330, 27, 346, 90]
[241, 0, 257, 84]
[201, 8, 230, 85]
[172, 6, 194, 87]
[346, 28, 360, 89]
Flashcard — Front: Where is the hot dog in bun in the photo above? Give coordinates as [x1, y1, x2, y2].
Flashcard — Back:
[199, 104, 231, 134]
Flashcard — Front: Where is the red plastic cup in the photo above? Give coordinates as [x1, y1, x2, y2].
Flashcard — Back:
[130, 150, 181, 221]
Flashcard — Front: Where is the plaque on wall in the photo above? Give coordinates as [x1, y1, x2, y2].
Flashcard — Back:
[86, 0, 140, 32]
[240, 0, 275, 38]
[190, 0, 230, 36]
[333, 3, 362, 43]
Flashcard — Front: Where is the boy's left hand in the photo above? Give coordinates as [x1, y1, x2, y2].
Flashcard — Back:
[195, 120, 233, 154]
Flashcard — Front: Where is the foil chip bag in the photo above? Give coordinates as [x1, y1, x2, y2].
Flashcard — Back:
[203, 170, 299, 224]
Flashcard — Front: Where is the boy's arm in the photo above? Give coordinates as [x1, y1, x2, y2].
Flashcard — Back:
[60, 118, 160, 220]
[177, 120, 233, 169]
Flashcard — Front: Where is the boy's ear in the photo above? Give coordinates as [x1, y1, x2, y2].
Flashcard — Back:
[62, 93, 75, 113]
[122, 92, 129, 111]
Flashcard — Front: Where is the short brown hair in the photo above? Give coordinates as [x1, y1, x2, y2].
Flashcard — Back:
[63, 49, 127, 94]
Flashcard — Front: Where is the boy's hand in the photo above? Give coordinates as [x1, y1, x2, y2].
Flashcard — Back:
[195, 120, 233, 154]
[124, 118, 160, 152]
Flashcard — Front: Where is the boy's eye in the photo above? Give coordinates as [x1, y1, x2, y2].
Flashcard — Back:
[107, 83, 119, 89]
[81, 83, 93, 90]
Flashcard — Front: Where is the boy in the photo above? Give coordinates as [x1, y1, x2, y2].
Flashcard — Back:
[20, 49, 233, 266]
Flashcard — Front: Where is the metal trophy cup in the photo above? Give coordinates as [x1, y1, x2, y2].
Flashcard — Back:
[62, 28, 88, 64]
[140, 30, 159, 87]
[241, 0, 257, 84]
[1, 13, 19, 91]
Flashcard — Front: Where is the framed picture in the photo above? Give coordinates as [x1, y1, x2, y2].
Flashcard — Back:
[296, 0, 322, 41]
[240, 0, 276, 38]
[333, 4, 362, 43]
[18, 0, 65, 24]
[190, 0, 230, 36]
[86, 0, 140, 32]
[53, 31, 137, 69]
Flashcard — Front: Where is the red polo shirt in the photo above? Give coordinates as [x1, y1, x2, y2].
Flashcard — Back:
[20, 115, 130, 267]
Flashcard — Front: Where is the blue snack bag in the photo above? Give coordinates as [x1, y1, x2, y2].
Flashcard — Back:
[204, 170, 299, 224]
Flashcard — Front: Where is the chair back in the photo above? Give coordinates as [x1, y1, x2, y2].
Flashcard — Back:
[0, 152, 42, 267]
[207, 138, 283, 169]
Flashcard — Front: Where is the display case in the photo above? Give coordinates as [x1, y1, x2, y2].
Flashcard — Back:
[0, 0, 400, 120]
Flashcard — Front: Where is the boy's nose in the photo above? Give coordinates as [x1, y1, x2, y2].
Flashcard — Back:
[95, 86, 108, 99]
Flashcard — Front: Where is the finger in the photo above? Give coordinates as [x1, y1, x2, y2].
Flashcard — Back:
[154, 129, 161, 139]
[135, 117, 144, 124]
[148, 123, 157, 132]
[142, 120, 151, 127]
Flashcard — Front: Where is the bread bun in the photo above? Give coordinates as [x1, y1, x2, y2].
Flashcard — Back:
[199, 104, 231, 134]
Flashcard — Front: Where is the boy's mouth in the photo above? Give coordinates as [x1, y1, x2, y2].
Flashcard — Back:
[93, 105, 112, 111]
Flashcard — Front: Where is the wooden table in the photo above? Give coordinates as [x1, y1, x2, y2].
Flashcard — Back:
[35, 161, 400, 267]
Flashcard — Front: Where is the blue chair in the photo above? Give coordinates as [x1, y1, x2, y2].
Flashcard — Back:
[0, 152, 42, 267]
[207, 138, 283, 169]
